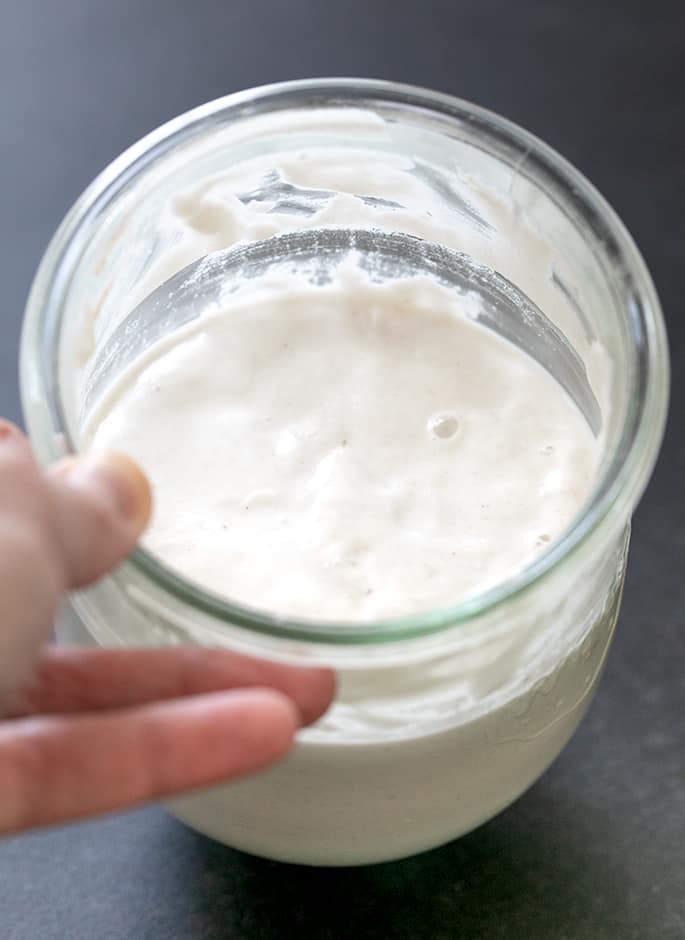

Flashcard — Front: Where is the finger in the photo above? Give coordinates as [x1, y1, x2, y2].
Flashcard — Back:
[0, 420, 53, 531]
[0, 422, 63, 706]
[0, 420, 38, 504]
[47, 452, 152, 587]
[0, 529, 61, 709]
[0, 424, 151, 588]
[7, 646, 336, 726]
[0, 426, 151, 709]
[0, 689, 297, 834]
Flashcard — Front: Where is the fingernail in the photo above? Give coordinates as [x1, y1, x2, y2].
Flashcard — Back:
[56, 452, 152, 530]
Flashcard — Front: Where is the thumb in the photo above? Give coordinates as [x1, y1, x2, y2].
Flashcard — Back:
[48, 453, 152, 587]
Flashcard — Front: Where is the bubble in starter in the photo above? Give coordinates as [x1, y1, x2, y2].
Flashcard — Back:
[428, 413, 459, 440]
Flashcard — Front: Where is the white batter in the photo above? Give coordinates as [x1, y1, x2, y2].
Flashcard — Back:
[85, 270, 598, 620]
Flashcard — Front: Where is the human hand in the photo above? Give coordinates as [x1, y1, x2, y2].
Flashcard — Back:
[0, 420, 334, 834]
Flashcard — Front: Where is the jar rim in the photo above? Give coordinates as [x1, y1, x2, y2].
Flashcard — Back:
[20, 78, 669, 645]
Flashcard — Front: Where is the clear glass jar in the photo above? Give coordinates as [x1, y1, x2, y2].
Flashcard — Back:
[20, 80, 668, 866]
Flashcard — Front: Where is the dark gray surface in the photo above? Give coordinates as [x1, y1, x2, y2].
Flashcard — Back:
[0, 1, 684, 937]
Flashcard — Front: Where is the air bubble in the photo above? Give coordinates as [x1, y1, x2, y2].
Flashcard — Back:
[429, 413, 459, 440]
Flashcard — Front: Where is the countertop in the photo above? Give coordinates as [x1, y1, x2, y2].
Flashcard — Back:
[0, 1, 683, 937]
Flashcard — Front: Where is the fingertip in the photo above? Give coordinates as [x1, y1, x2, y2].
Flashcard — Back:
[52, 451, 152, 535]
[241, 688, 300, 754]
[296, 668, 337, 726]
[98, 452, 153, 534]
[47, 452, 152, 587]
[210, 688, 298, 777]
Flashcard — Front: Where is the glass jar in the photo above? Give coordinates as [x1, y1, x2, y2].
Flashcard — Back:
[20, 80, 668, 866]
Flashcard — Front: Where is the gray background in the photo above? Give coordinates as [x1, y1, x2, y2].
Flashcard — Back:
[0, 1, 683, 937]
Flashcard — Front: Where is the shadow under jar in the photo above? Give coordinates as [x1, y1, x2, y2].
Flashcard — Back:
[21, 80, 668, 866]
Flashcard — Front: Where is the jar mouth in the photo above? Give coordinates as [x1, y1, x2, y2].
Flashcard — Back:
[21, 78, 669, 644]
